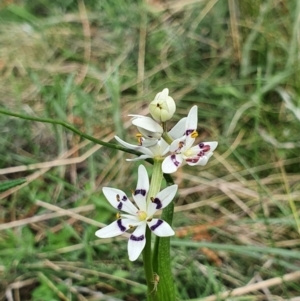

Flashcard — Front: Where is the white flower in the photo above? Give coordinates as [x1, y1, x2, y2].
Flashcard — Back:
[129, 115, 187, 144]
[95, 165, 177, 261]
[130, 115, 163, 141]
[115, 136, 170, 161]
[149, 88, 176, 122]
[114, 115, 188, 161]
[162, 106, 218, 173]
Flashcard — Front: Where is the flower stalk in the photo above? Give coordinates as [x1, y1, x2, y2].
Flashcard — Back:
[143, 159, 164, 299]
[144, 159, 176, 300]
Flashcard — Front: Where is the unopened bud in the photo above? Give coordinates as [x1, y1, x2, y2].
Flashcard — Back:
[149, 88, 176, 122]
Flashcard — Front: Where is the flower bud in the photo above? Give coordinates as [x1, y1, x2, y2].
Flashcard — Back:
[149, 88, 176, 122]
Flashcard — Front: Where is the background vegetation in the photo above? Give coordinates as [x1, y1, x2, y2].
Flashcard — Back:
[0, 0, 300, 300]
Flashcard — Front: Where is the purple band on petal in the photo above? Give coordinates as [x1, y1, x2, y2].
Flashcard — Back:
[198, 143, 210, 152]
[117, 202, 123, 210]
[117, 219, 126, 232]
[171, 154, 180, 167]
[135, 189, 146, 196]
[197, 151, 204, 157]
[150, 219, 163, 231]
[186, 157, 200, 163]
[122, 195, 128, 201]
[130, 234, 145, 241]
[185, 129, 194, 136]
[152, 197, 163, 210]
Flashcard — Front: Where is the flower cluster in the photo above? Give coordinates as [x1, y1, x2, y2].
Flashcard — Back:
[95, 88, 218, 261]
[116, 88, 218, 173]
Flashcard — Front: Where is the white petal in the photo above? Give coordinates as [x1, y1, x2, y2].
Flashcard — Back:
[95, 219, 130, 238]
[186, 152, 213, 166]
[206, 141, 218, 152]
[155, 88, 169, 101]
[185, 134, 195, 149]
[141, 139, 158, 148]
[120, 214, 140, 222]
[138, 127, 162, 139]
[162, 154, 183, 174]
[102, 187, 137, 214]
[132, 165, 149, 211]
[128, 223, 147, 261]
[185, 106, 198, 134]
[147, 185, 178, 216]
[127, 155, 151, 162]
[114, 136, 139, 150]
[148, 139, 169, 157]
[159, 139, 170, 156]
[147, 219, 175, 237]
[115, 136, 154, 157]
[154, 185, 178, 209]
[132, 117, 163, 134]
[169, 138, 183, 152]
[168, 117, 187, 139]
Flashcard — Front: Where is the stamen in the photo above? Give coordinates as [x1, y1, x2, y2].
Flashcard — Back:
[116, 212, 121, 219]
[116, 194, 120, 202]
[191, 130, 198, 138]
[136, 133, 143, 145]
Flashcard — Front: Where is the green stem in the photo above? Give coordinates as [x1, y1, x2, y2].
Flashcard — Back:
[150, 160, 176, 301]
[143, 159, 164, 300]
[156, 202, 175, 301]
[143, 227, 154, 298]
[0, 108, 141, 157]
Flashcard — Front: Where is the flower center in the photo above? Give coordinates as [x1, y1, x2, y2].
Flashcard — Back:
[183, 149, 194, 157]
[137, 210, 148, 221]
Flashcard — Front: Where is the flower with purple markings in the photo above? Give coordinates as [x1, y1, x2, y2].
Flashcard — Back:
[95, 165, 178, 261]
[162, 106, 218, 173]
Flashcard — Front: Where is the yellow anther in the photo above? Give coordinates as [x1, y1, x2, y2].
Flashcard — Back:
[136, 133, 143, 145]
[116, 194, 120, 201]
[191, 130, 198, 139]
[116, 212, 121, 219]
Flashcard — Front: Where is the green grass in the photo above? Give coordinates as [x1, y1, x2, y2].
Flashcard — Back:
[1, 0, 300, 300]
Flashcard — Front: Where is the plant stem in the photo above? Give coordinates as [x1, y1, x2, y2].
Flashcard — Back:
[0, 108, 141, 157]
[149, 159, 176, 301]
[143, 159, 164, 300]
[143, 227, 154, 299]
[156, 201, 175, 301]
